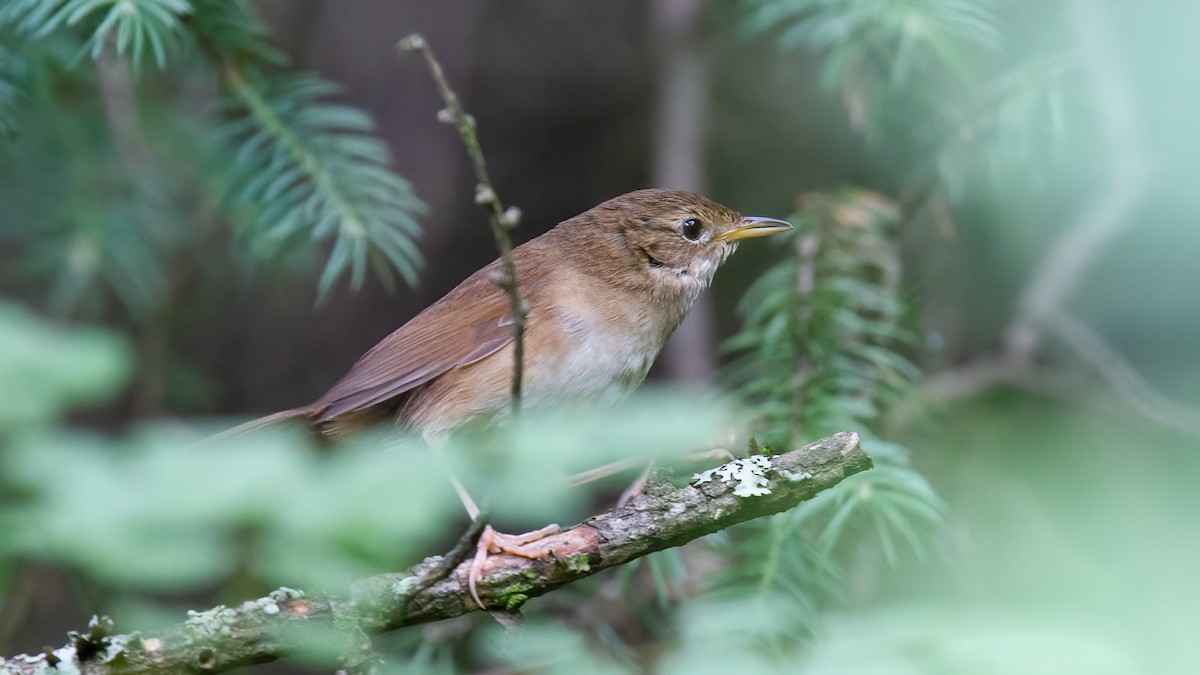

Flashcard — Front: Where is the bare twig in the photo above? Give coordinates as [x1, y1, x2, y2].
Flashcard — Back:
[398, 34, 527, 412]
[1048, 315, 1200, 435]
[0, 433, 869, 674]
[397, 516, 488, 615]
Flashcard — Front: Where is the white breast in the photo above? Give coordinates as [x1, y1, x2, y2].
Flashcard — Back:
[523, 314, 656, 408]
[524, 278, 678, 405]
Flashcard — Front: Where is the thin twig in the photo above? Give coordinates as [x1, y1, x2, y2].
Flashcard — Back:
[1048, 315, 1200, 435]
[0, 433, 869, 674]
[398, 34, 527, 413]
[398, 516, 488, 614]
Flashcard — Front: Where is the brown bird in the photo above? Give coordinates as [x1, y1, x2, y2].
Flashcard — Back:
[229, 188, 790, 605]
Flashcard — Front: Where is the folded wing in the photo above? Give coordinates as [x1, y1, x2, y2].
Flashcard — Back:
[314, 274, 515, 423]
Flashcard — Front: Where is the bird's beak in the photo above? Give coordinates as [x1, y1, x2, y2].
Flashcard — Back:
[713, 216, 793, 243]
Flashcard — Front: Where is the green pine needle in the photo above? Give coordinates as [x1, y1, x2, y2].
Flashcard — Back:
[0, 41, 25, 135]
[0, 0, 193, 69]
[216, 68, 425, 299]
[725, 188, 914, 445]
[715, 188, 943, 632]
[1, 0, 423, 304]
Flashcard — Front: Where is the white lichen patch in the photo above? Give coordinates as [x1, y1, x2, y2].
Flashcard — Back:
[184, 605, 239, 641]
[7, 650, 70, 675]
[392, 576, 420, 597]
[186, 605, 231, 624]
[258, 587, 306, 615]
[268, 587, 305, 602]
[779, 468, 813, 482]
[692, 455, 774, 497]
[50, 647, 81, 675]
[101, 636, 128, 662]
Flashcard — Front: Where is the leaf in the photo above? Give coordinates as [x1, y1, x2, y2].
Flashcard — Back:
[0, 303, 131, 431]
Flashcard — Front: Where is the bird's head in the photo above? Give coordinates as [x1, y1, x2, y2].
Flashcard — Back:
[564, 189, 792, 304]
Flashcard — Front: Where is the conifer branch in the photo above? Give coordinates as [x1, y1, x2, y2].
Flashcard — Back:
[215, 62, 425, 298]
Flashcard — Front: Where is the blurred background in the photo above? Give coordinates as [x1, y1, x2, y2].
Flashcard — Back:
[1, 0, 1198, 672]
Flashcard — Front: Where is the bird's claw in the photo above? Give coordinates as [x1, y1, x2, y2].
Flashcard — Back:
[468, 523, 562, 609]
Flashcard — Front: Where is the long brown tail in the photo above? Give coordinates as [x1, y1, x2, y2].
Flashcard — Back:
[204, 405, 318, 444]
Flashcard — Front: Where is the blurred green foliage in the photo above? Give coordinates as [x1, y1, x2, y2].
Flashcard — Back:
[447, 391, 732, 524]
[2, 0, 1198, 672]
[0, 0, 423, 311]
[2, 0, 193, 68]
[0, 303, 131, 431]
[0, 303, 742, 670]
[0, 304, 444, 594]
[739, 0, 1072, 197]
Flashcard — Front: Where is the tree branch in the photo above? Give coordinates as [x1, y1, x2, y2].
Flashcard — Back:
[397, 34, 528, 413]
[1047, 315, 1200, 435]
[0, 433, 869, 674]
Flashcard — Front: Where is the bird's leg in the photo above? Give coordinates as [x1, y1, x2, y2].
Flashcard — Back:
[423, 431, 560, 609]
[423, 430, 483, 519]
[567, 456, 643, 486]
[568, 456, 654, 506]
[445, 465, 482, 521]
[617, 462, 654, 507]
[567, 456, 655, 507]
[619, 449, 740, 503]
[685, 447, 737, 465]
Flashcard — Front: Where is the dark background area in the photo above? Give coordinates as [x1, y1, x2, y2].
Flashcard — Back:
[177, 0, 862, 418]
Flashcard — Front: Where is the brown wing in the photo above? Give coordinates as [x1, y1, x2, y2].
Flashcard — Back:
[314, 270, 514, 423]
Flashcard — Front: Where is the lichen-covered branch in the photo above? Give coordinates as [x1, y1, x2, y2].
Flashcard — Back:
[0, 433, 869, 675]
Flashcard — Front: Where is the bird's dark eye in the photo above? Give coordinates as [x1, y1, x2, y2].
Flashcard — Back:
[681, 218, 703, 241]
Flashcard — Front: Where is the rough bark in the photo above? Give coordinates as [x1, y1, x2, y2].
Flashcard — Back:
[0, 432, 868, 675]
